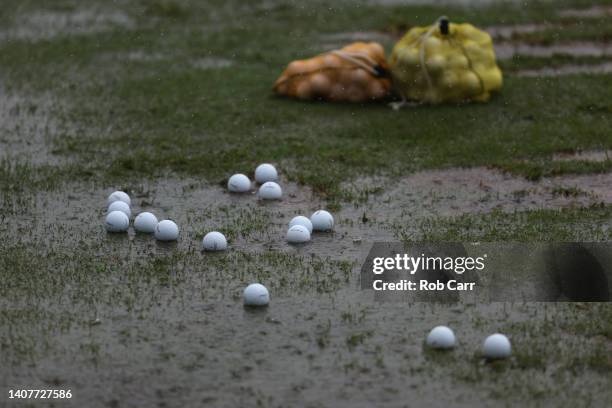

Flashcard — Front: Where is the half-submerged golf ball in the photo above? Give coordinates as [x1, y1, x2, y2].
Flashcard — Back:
[228, 174, 251, 193]
[426, 326, 456, 349]
[483, 333, 512, 359]
[202, 231, 228, 251]
[107, 200, 131, 218]
[105, 210, 129, 232]
[134, 212, 158, 233]
[287, 225, 311, 244]
[107, 190, 131, 206]
[155, 220, 179, 241]
[258, 181, 282, 200]
[243, 283, 269, 307]
[255, 163, 278, 184]
[289, 215, 313, 233]
[310, 210, 334, 231]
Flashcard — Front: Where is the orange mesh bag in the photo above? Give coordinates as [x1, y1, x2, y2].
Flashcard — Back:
[273, 42, 392, 103]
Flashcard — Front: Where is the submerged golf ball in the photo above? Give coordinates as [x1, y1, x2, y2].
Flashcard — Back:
[228, 174, 251, 193]
[258, 181, 282, 200]
[483, 333, 512, 359]
[289, 215, 313, 234]
[134, 212, 158, 233]
[155, 220, 179, 241]
[107, 200, 131, 218]
[310, 210, 334, 231]
[243, 283, 270, 307]
[426, 326, 456, 349]
[255, 163, 278, 184]
[107, 190, 131, 206]
[202, 231, 228, 251]
[105, 210, 129, 232]
[286, 225, 311, 244]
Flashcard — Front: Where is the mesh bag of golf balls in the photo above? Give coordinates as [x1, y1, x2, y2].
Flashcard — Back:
[390, 17, 502, 104]
[273, 42, 392, 103]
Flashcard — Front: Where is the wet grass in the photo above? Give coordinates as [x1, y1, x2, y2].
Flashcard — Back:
[410, 205, 612, 241]
[1, 0, 612, 201]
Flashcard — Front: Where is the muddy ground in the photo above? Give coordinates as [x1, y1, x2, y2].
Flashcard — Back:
[1, 0, 612, 407]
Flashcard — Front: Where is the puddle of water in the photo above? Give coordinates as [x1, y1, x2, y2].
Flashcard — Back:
[0, 8, 133, 41]
[358, 167, 608, 221]
[0, 87, 65, 165]
[553, 150, 612, 162]
[484, 23, 549, 40]
[549, 172, 612, 203]
[558, 5, 612, 18]
[192, 57, 234, 70]
[495, 42, 612, 60]
[516, 62, 612, 77]
[319, 31, 395, 44]
[2, 168, 611, 407]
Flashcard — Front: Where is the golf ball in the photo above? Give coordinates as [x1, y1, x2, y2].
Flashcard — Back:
[107, 200, 131, 218]
[254, 163, 278, 184]
[202, 231, 228, 251]
[483, 333, 512, 359]
[258, 181, 282, 200]
[228, 174, 251, 193]
[105, 210, 129, 232]
[243, 283, 270, 307]
[310, 210, 334, 231]
[289, 215, 313, 234]
[155, 220, 179, 241]
[107, 190, 131, 206]
[286, 225, 311, 244]
[426, 326, 456, 349]
[134, 212, 158, 233]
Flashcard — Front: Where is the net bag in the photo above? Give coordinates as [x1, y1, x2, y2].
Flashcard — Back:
[390, 17, 502, 104]
[273, 42, 392, 103]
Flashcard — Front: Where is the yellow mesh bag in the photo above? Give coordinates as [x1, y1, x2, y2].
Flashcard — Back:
[274, 42, 392, 103]
[390, 17, 503, 104]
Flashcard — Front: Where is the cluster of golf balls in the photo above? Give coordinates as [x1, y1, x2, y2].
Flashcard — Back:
[228, 163, 281, 199]
[105, 165, 336, 309]
[426, 325, 512, 359]
[105, 192, 229, 251]
[286, 210, 334, 244]
[105, 191, 179, 241]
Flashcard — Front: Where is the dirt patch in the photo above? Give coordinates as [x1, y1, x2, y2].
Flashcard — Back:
[0, 8, 133, 42]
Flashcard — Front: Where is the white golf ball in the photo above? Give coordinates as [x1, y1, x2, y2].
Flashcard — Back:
[134, 212, 158, 233]
[258, 181, 282, 200]
[286, 225, 311, 244]
[243, 283, 270, 307]
[105, 210, 129, 232]
[228, 174, 251, 193]
[107, 200, 131, 218]
[255, 163, 278, 184]
[426, 326, 456, 349]
[202, 231, 228, 251]
[310, 210, 334, 231]
[155, 220, 179, 241]
[107, 190, 131, 206]
[483, 333, 512, 359]
[289, 215, 313, 233]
